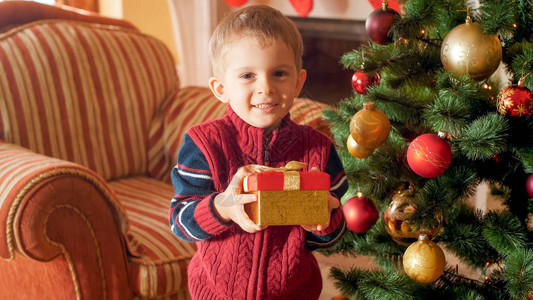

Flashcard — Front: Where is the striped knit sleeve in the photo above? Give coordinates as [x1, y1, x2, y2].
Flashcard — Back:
[169, 134, 232, 242]
[305, 144, 348, 250]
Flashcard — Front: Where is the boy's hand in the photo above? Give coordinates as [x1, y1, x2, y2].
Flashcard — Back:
[301, 167, 340, 232]
[214, 165, 268, 233]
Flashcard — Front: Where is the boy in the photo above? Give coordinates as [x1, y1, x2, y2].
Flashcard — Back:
[169, 5, 348, 299]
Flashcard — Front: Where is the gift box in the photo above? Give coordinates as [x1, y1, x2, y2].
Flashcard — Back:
[243, 162, 330, 226]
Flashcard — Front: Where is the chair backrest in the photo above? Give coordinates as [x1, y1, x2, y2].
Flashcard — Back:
[0, 3, 179, 181]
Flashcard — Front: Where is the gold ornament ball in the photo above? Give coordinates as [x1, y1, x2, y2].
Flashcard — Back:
[403, 234, 446, 283]
[383, 190, 442, 246]
[350, 102, 391, 149]
[440, 19, 502, 81]
[347, 134, 375, 159]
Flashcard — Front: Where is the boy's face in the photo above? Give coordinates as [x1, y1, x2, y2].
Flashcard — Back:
[209, 37, 306, 132]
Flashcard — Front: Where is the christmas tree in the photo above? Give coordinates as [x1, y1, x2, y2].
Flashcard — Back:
[322, 0, 533, 299]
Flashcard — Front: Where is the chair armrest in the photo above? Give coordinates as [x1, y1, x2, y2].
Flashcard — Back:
[0, 142, 130, 261]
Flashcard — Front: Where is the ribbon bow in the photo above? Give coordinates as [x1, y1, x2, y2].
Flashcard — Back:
[267, 161, 307, 172]
[261, 161, 307, 191]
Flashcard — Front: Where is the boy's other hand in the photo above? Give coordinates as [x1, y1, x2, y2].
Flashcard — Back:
[214, 165, 268, 233]
[301, 167, 340, 232]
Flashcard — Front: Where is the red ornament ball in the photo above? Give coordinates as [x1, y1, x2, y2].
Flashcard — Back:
[330, 296, 350, 300]
[352, 71, 380, 95]
[527, 174, 533, 198]
[407, 133, 452, 178]
[496, 83, 533, 117]
[365, 6, 400, 45]
[342, 194, 379, 233]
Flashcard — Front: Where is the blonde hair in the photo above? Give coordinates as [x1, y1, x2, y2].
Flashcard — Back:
[209, 5, 303, 77]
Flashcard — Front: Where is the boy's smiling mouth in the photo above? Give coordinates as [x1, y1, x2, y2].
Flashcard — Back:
[252, 103, 277, 109]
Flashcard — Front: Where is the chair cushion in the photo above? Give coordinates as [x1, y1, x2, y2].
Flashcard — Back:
[109, 176, 195, 298]
[0, 20, 178, 181]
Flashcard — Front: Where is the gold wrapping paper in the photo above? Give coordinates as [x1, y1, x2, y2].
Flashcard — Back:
[244, 190, 329, 226]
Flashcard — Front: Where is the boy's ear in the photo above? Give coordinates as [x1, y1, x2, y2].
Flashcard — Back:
[296, 69, 307, 94]
[209, 77, 229, 103]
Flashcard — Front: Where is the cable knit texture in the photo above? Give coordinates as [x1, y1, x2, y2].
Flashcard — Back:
[185, 106, 340, 299]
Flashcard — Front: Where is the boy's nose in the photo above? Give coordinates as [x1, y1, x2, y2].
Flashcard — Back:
[256, 78, 273, 95]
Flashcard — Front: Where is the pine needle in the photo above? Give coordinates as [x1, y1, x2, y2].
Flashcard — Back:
[457, 113, 510, 160]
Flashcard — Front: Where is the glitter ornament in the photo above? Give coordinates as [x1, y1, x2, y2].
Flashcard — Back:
[497, 76, 533, 117]
[351, 71, 380, 95]
[403, 234, 446, 283]
[383, 189, 442, 245]
[365, 0, 400, 45]
[440, 15, 502, 81]
[407, 132, 452, 178]
[342, 193, 379, 233]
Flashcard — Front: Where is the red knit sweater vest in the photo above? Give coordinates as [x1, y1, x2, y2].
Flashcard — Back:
[187, 106, 331, 299]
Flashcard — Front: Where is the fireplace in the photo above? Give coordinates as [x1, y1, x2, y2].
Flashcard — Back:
[290, 17, 368, 105]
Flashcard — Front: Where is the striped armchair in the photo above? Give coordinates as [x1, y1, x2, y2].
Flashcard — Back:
[0, 1, 331, 299]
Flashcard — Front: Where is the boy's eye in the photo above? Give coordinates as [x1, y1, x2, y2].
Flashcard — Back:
[273, 70, 288, 77]
[240, 73, 253, 79]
